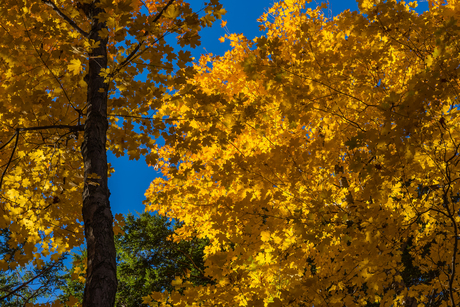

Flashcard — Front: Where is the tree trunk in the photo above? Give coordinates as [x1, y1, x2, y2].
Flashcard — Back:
[80, 2, 117, 306]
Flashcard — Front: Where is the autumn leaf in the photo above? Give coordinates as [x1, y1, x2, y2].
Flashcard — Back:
[68, 59, 82, 74]
[164, 5, 180, 19]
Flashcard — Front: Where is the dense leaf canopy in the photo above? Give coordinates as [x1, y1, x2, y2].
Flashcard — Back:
[144, 0, 460, 306]
[0, 0, 224, 305]
[2, 0, 460, 306]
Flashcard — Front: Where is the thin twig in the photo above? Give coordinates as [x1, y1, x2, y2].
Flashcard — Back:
[20, 12, 79, 113]
[108, 113, 219, 121]
[0, 132, 18, 151]
[0, 125, 84, 190]
[18, 124, 84, 133]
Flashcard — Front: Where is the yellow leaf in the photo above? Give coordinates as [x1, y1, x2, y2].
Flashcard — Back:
[171, 276, 183, 286]
[130, 0, 140, 10]
[260, 230, 271, 242]
[68, 59, 82, 74]
[113, 225, 124, 236]
[67, 295, 80, 307]
[164, 5, 180, 19]
[0, 260, 8, 271]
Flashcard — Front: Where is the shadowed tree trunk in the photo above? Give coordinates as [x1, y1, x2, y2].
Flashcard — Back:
[80, 1, 117, 306]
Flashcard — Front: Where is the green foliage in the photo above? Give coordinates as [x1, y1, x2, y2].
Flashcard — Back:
[59, 213, 211, 307]
[0, 228, 67, 306]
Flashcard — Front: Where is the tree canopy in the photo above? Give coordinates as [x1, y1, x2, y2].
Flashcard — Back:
[0, 0, 223, 305]
[144, 0, 460, 306]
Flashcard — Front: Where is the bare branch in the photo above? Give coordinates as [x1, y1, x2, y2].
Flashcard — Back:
[0, 259, 61, 302]
[41, 0, 89, 38]
[18, 124, 84, 133]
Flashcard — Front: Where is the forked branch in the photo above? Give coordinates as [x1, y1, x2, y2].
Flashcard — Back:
[0, 259, 61, 302]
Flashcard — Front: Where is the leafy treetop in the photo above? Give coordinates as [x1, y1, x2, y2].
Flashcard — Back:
[0, 0, 224, 304]
[145, 0, 460, 306]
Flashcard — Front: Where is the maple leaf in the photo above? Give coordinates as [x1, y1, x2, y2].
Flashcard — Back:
[68, 59, 83, 74]
[164, 4, 180, 19]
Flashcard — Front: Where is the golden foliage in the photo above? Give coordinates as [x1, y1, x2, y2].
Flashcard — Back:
[0, 0, 224, 302]
[145, 0, 460, 306]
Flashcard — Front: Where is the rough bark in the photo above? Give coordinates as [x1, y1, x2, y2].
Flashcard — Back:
[80, 2, 117, 306]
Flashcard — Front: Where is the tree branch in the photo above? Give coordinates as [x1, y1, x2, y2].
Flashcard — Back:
[18, 124, 85, 133]
[0, 259, 60, 302]
[0, 130, 19, 192]
[41, 0, 89, 38]
[0, 132, 18, 151]
[111, 0, 175, 77]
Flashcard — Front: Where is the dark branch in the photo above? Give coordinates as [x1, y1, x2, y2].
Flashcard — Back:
[0, 130, 19, 192]
[108, 113, 218, 121]
[0, 259, 61, 302]
[18, 124, 85, 133]
[41, 0, 89, 38]
[111, 0, 175, 77]
[0, 132, 18, 151]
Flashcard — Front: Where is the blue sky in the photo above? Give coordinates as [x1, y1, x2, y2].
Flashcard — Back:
[107, 0, 431, 217]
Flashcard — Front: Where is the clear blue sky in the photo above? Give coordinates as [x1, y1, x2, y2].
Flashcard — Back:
[107, 0, 431, 217]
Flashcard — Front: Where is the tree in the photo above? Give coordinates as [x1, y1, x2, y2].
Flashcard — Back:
[59, 213, 211, 307]
[144, 0, 460, 306]
[0, 0, 224, 306]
